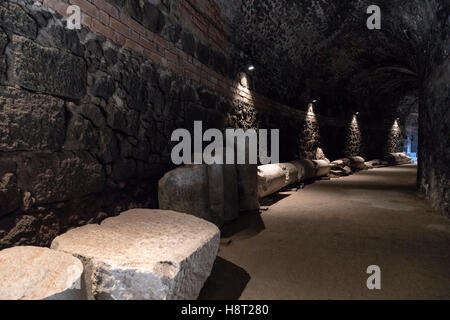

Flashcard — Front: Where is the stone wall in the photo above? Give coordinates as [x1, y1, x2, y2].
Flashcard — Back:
[0, 0, 237, 248]
[419, 57, 450, 216]
[1, 0, 429, 248]
[0, 0, 354, 248]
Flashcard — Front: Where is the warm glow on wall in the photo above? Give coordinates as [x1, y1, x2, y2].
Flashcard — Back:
[299, 103, 320, 159]
[345, 113, 362, 157]
[237, 72, 251, 95]
[306, 103, 316, 120]
[386, 119, 403, 154]
[392, 119, 400, 132]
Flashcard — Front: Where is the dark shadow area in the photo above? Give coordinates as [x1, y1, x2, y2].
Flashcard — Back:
[259, 193, 291, 206]
[221, 213, 266, 239]
[198, 257, 251, 300]
[259, 178, 319, 207]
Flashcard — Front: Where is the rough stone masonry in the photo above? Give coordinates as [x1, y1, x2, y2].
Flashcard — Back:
[0, 0, 448, 249]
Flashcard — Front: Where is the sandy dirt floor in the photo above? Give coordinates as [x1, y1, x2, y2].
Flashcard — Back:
[200, 165, 450, 300]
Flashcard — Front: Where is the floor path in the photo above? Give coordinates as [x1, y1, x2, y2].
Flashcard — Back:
[200, 165, 450, 300]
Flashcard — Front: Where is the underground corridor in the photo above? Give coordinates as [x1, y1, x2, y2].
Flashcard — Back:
[0, 0, 449, 302]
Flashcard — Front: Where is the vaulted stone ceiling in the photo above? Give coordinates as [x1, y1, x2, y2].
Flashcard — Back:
[229, 0, 449, 120]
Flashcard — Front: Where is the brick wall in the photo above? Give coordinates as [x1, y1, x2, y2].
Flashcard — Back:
[42, 0, 339, 125]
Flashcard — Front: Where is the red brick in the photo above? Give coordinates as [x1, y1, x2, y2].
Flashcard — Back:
[144, 50, 163, 66]
[91, 18, 114, 40]
[140, 36, 156, 51]
[127, 18, 150, 37]
[81, 12, 92, 28]
[166, 50, 178, 64]
[95, 0, 120, 19]
[45, 0, 69, 17]
[99, 10, 110, 26]
[70, 0, 98, 20]
[110, 17, 129, 37]
[114, 32, 126, 47]
[154, 35, 169, 50]
[129, 30, 140, 43]
[124, 39, 144, 55]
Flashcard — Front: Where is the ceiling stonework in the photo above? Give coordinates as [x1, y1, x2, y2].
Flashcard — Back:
[229, 0, 449, 118]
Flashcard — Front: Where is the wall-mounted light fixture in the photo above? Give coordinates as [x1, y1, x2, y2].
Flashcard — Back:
[248, 65, 255, 71]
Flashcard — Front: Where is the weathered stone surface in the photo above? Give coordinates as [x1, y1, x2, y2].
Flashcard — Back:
[366, 159, 382, 168]
[315, 147, 330, 163]
[51, 209, 220, 300]
[208, 164, 239, 223]
[313, 160, 331, 177]
[292, 159, 316, 181]
[159, 164, 238, 226]
[0, 30, 6, 52]
[278, 163, 299, 186]
[0, 246, 84, 300]
[159, 165, 211, 220]
[36, 25, 84, 57]
[236, 164, 260, 213]
[0, 3, 37, 39]
[0, 158, 20, 217]
[16, 152, 105, 205]
[0, 29, 6, 82]
[0, 172, 20, 217]
[90, 76, 115, 100]
[385, 153, 412, 165]
[257, 164, 288, 198]
[143, 3, 165, 34]
[258, 161, 322, 198]
[105, 102, 139, 136]
[64, 113, 99, 152]
[12, 35, 86, 99]
[0, 87, 66, 151]
[349, 156, 366, 170]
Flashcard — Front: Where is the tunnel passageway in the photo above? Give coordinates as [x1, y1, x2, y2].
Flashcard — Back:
[203, 165, 450, 300]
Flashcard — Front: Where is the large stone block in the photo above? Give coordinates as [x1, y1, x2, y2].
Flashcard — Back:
[0, 246, 84, 300]
[349, 156, 366, 170]
[257, 164, 288, 198]
[0, 30, 6, 82]
[16, 152, 105, 205]
[0, 3, 37, 39]
[292, 159, 316, 180]
[11, 36, 86, 99]
[312, 159, 331, 177]
[0, 158, 20, 217]
[0, 172, 20, 217]
[159, 164, 239, 226]
[0, 87, 66, 152]
[278, 163, 299, 185]
[51, 209, 220, 300]
[385, 153, 412, 165]
[159, 165, 210, 219]
[236, 164, 260, 213]
[208, 164, 240, 222]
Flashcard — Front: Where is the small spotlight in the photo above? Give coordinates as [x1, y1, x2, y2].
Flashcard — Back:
[312, 100, 317, 103]
[356, 112, 360, 115]
[248, 65, 255, 71]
